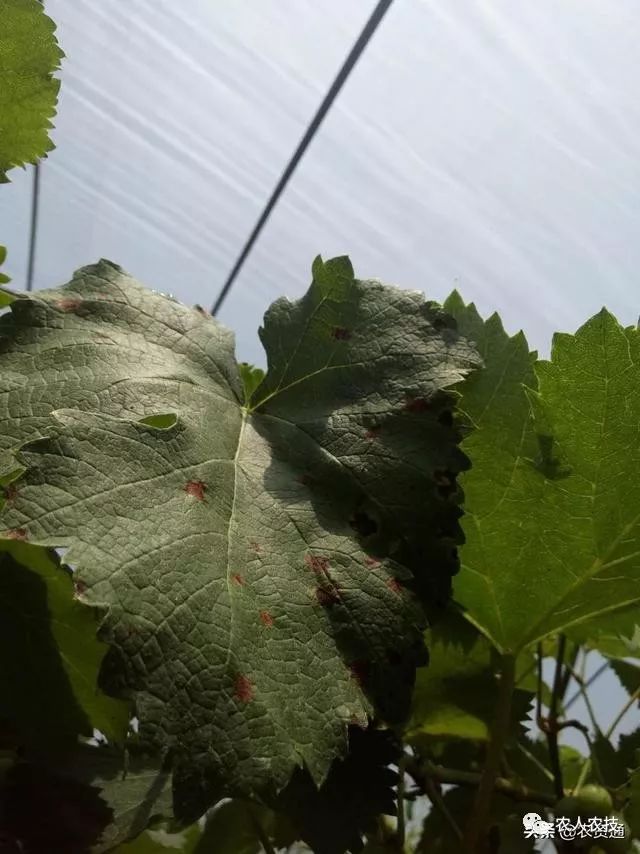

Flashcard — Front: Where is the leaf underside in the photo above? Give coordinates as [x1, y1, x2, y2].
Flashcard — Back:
[0, 257, 479, 815]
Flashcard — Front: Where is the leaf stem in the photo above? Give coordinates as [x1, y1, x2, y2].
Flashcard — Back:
[405, 755, 556, 806]
[543, 634, 566, 800]
[463, 652, 517, 852]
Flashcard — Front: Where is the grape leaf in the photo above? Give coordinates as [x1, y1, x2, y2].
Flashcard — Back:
[610, 660, 640, 699]
[445, 294, 640, 653]
[0, 257, 479, 813]
[406, 610, 533, 744]
[0, 0, 64, 181]
[0, 539, 129, 748]
[273, 727, 400, 854]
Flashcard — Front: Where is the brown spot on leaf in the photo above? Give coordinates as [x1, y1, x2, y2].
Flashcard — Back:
[232, 573, 245, 587]
[55, 298, 83, 312]
[249, 542, 263, 554]
[386, 577, 403, 594]
[233, 674, 254, 703]
[259, 610, 274, 628]
[305, 554, 330, 574]
[364, 425, 381, 440]
[184, 480, 206, 501]
[316, 586, 340, 607]
[3, 484, 17, 502]
[297, 473, 314, 486]
[333, 327, 351, 341]
[364, 556, 380, 568]
[404, 396, 431, 414]
[4, 528, 27, 541]
[73, 579, 88, 597]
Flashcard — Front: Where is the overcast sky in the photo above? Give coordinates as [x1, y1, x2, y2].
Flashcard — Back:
[1, 0, 638, 738]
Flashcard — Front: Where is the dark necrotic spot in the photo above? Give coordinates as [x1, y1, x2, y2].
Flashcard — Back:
[333, 327, 351, 341]
[232, 573, 245, 586]
[316, 586, 341, 607]
[305, 554, 330, 574]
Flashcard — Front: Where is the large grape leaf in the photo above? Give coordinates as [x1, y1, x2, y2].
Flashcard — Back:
[0, 257, 479, 814]
[0, 539, 129, 749]
[0, 0, 64, 181]
[445, 293, 640, 653]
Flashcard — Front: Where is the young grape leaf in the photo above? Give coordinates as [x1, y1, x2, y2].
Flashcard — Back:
[406, 610, 533, 744]
[0, 258, 479, 814]
[0, 0, 64, 181]
[445, 294, 640, 653]
[0, 539, 129, 748]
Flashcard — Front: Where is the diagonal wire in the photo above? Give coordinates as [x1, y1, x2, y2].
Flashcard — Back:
[210, 0, 395, 317]
[25, 163, 41, 292]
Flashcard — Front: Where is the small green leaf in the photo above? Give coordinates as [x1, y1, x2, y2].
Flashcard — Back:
[0, 540, 129, 747]
[610, 660, 640, 698]
[0, 0, 64, 181]
[238, 362, 265, 405]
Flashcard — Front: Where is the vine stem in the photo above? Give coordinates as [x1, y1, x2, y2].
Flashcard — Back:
[463, 652, 516, 852]
[545, 634, 566, 800]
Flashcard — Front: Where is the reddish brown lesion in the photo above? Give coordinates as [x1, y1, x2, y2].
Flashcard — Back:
[333, 327, 351, 341]
[232, 573, 245, 587]
[3, 484, 18, 502]
[305, 554, 330, 574]
[4, 528, 27, 541]
[249, 542, 263, 555]
[386, 577, 403, 594]
[73, 579, 88, 597]
[55, 297, 83, 312]
[259, 610, 274, 628]
[364, 425, 381, 440]
[404, 396, 431, 414]
[364, 556, 380, 568]
[183, 480, 206, 501]
[233, 673, 254, 703]
[315, 586, 341, 607]
[297, 473, 314, 486]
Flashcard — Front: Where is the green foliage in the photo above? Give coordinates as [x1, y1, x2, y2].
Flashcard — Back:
[446, 294, 640, 653]
[1, 256, 640, 853]
[0, 257, 478, 824]
[0, 0, 64, 181]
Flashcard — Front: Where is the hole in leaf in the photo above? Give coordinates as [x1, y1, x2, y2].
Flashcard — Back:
[139, 413, 177, 429]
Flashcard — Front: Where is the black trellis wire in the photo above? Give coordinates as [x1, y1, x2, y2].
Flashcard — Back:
[25, 163, 41, 292]
[24, 0, 395, 302]
[209, 0, 395, 317]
